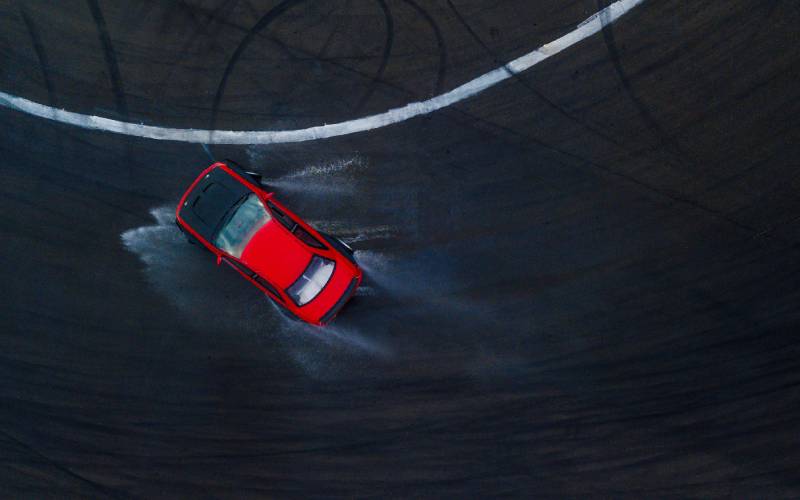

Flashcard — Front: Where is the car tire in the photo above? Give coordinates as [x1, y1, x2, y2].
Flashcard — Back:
[176, 220, 210, 251]
[245, 170, 270, 190]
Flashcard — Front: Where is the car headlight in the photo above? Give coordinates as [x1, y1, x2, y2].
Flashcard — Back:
[287, 256, 335, 306]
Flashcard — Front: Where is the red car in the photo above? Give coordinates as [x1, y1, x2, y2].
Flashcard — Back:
[175, 161, 362, 326]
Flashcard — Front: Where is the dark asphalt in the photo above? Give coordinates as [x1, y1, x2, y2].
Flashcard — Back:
[2, 0, 800, 497]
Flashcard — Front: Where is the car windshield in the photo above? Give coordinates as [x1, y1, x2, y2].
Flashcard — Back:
[214, 194, 271, 258]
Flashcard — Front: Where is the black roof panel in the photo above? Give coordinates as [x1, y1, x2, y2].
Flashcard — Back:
[179, 167, 251, 241]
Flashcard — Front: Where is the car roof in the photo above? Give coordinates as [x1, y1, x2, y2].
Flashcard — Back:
[179, 166, 251, 242]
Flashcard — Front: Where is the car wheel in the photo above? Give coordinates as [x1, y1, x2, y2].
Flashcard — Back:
[176, 220, 209, 251]
[244, 170, 270, 190]
[177, 224, 196, 244]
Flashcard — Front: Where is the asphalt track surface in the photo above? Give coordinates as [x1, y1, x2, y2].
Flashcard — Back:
[1, 0, 800, 497]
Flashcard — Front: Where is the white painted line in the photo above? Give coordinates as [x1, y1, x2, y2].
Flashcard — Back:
[0, 0, 645, 145]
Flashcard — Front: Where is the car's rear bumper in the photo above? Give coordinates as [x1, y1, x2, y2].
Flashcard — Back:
[319, 275, 361, 325]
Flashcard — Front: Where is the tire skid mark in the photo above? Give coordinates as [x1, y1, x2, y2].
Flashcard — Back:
[414, 82, 780, 251]
[0, 0, 649, 145]
[587, 0, 793, 181]
[153, 0, 242, 106]
[317, 0, 351, 59]
[210, 0, 304, 132]
[146, 0, 412, 114]
[18, 5, 57, 107]
[399, 0, 447, 95]
[211, 0, 392, 124]
[597, 0, 691, 163]
[447, 0, 630, 153]
[439, 2, 766, 247]
[352, 0, 394, 113]
[86, 0, 129, 119]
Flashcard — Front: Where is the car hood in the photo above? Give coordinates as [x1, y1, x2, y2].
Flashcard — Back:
[239, 220, 312, 289]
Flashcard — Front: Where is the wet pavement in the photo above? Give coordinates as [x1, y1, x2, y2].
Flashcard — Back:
[1, 0, 800, 496]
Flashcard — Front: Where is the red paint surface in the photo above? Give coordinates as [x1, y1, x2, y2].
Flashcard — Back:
[240, 220, 312, 289]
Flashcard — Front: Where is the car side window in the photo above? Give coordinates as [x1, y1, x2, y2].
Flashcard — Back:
[223, 258, 284, 303]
